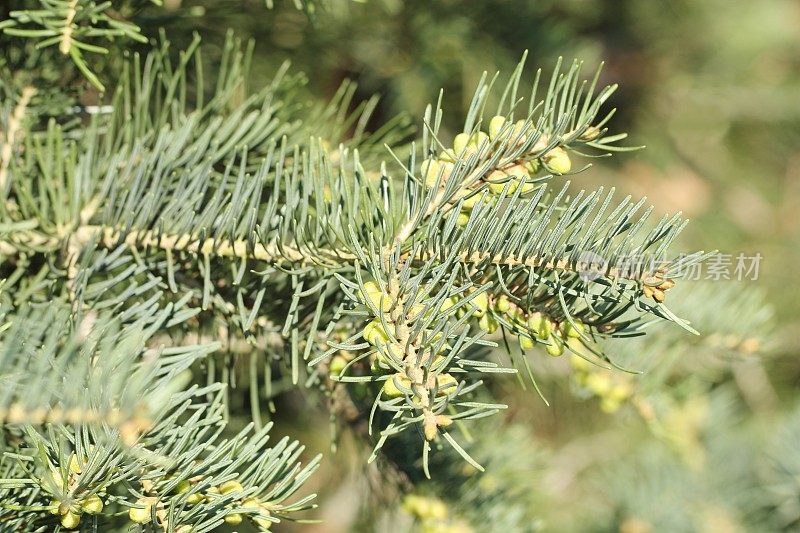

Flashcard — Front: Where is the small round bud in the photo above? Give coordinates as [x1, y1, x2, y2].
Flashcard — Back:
[455, 212, 469, 227]
[129, 500, 152, 524]
[453, 133, 471, 157]
[489, 115, 507, 139]
[524, 159, 540, 174]
[60, 509, 82, 529]
[440, 296, 458, 313]
[361, 281, 392, 312]
[460, 190, 482, 210]
[68, 453, 82, 474]
[473, 131, 490, 150]
[225, 513, 243, 525]
[383, 374, 412, 398]
[471, 292, 489, 317]
[504, 163, 528, 179]
[185, 492, 204, 504]
[545, 335, 565, 357]
[254, 516, 274, 530]
[494, 294, 511, 313]
[241, 497, 262, 508]
[329, 355, 348, 376]
[436, 374, 458, 395]
[567, 337, 591, 358]
[219, 480, 244, 495]
[363, 319, 390, 346]
[421, 158, 440, 188]
[81, 494, 103, 514]
[563, 320, 585, 338]
[478, 313, 498, 333]
[579, 126, 601, 141]
[519, 335, 536, 351]
[439, 149, 457, 163]
[542, 147, 572, 174]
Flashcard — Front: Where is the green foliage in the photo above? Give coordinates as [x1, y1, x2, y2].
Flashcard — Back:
[1, 1, 794, 532]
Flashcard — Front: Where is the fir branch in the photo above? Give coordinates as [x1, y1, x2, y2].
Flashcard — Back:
[0, 85, 35, 192]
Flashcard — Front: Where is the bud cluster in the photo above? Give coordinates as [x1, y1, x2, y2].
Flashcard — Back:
[44, 449, 104, 529]
[355, 280, 459, 441]
[421, 115, 577, 226]
[128, 477, 273, 530]
[474, 293, 595, 358]
[641, 268, 675, 303]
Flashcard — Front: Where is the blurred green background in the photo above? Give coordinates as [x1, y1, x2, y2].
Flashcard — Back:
[136, 1, 799, 531]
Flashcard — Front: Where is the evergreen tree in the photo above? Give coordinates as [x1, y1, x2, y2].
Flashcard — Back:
[1, 2, 795, 532]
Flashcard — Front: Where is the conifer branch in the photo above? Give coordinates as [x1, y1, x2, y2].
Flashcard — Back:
[0, 86, 35, 192]
[59, 0, 78, 55]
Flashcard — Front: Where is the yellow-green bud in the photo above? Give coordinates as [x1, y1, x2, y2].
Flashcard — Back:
[478, 313, 498, 333]
[383, 374, 412, 398]
[567, 336, 593, 358]
[436, 373, 458, 395]
[185, 492, 204, 504]
[471, 292, 489, 317]
[375, 341, 403, 366]
[562, 320, 585, 339]
[68, 454, 82, 474]
[422, 158, 440, 188]
[504, 163, 528, 179]
[61, 509, 82, 529]
[486, 169, 511, 194]
[545, 335, 565, 357]
[362, 281, 392, 312]
[524, 159, 540, 174]
[453, 133, 471, 156]
[363, 319, 390, 346]
[473, 131, 489, 150]
[526, 312, 546, 340]
[329, 354, 348, 376]
[460, 190, 482, 210]
[225, 513, 243, 525]
[129, 500, 152, 524]
[254, 516, 273, 530]
[241, 497, 262, 508]
[219, 480, 244, 495]
[440, 296, 458, 313]
[542, 147, 572, 174]
[439, 149, 457, 163]
[494, 294, 511, 313]
[456, 212, 469, 227]
[81, 494, 103, 514]
[519, 335, 536, 351]
[489, 115, 507, 139]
